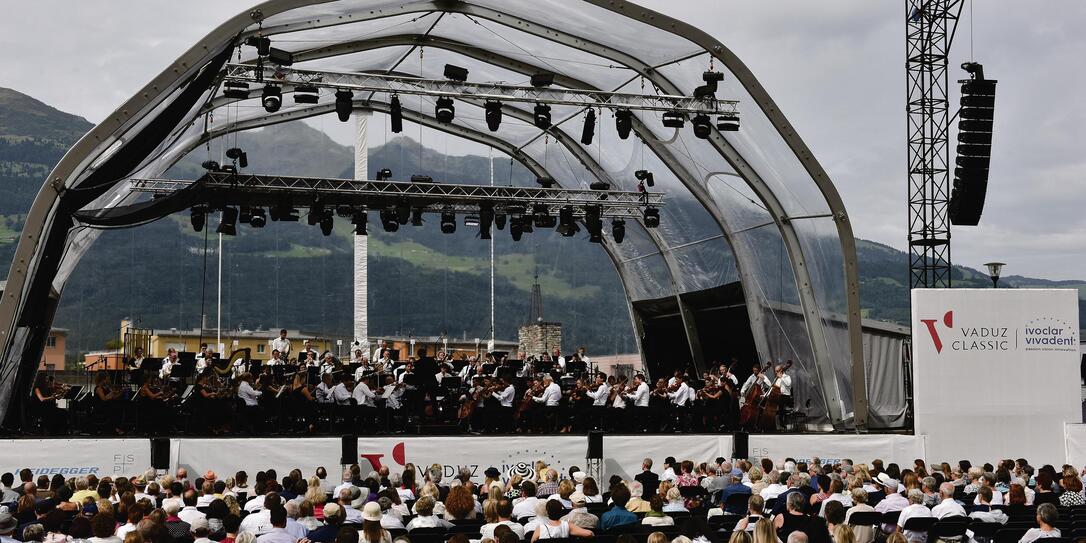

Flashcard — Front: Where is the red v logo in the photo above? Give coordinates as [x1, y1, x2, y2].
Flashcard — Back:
[920, 310, 954, 353]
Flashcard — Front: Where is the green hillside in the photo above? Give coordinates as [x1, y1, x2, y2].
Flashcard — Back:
[0, 87, 1082, 355]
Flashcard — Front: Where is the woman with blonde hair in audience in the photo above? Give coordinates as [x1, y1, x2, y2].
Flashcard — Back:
[663, 487, 688, 513]
[753, 518, 779, 543]
[412, 483, 446, 516]
[728, 530, 753, 543]
[734, 495, 765, 532]
[833, 524, 856, 543]
[550, 480, 575, 508]
[505, 474, 524, 498]
[648, 532, 669, 543]
[748, 467, 767, 496]
[657, 480, 674, 501]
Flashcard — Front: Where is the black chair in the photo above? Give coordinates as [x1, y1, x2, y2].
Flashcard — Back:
[605, 523, 643, 535]
[901, 517, 937, 533]
[407, 527, 448, 543]
[967, 520, 1001, 541]
[847, 511, 883, 527]
[882, 511, 902, 526]
[447, 525, 483, 536]
[992, 527, 1029, 543]
[387, 529, 407, 540]
[725, 493, 752, 515]
[928, 517, 970, 540]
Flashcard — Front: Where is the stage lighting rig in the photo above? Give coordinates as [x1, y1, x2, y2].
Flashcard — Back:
[267, 47, 294, 66]
[662, 110, 684, 128]
[692, 114, 712, 139]
[201, 160, 220, 172]
[611, 219, 626, 243]
[270, 202, 299, 222]
[531, 73, 555, 87]
[293, 85, 319, 104]
[217, 207, 239, 236]
[222, 81, 249, 99]
[435, 97, 455, 124]
[643, 206, 660, 228]
[395, 200, 411, 224]
[464, 214, 480, 227]
[261, 85, 282, 112]
[249, 207, 267, 228]
[557, 206, 578, 237]
[390, 95, 403, 133]
[443, 64, 469, 82]
[635, 169, 654, 188]
[615, 109, 633, 139]
[376, 168, 393, 181]
[410, 175, 433, 183]
[716, 115, 739, 132]
[510, 217, 524, 241]
[335, 90, 354, 122]
[536, 177, 556, 189]
[244, 36, 271, 55]
[351, 208, 368, 236]
[440, 209, 456, 234]
[585, 205, 603, 243]
[485, 101, 503, 132]
[534, 103, 551, 129]
[190, 206, 206, 232]
[410, 208, 424, 226]
[225, 147, 248, 169]
[494, 212, 507, 231]
[479, 203, 494, 240]
[693, 70, 724, 98]
[581, 109, 596, 145]
[380, 208, 399, 232]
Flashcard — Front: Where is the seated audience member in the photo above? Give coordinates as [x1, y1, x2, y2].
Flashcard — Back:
[729, 530, 753, 543]
[733, 495, 765, 532]
[406, 497, 453, 531]
[530, 499, 593, 542]
[968, 487, 1008, 525]
[1019, 503, 1060, 543]
[359, 503, 391, 543]
[896, 489, 932, 543]
[753, 518, 778, 543]
[1058, 474, 1085, 507]
[191, 518, 213, 543]
[599, 484, 638, 531]
[844, 489, 875, 543]
[443, 486, 476, 521]
[930, 483, 965, 519]
[306, 504, 344, 543]
[482, 499, 526, 540]
[256, 507, 297, 543]
[561, 493, 598, 530]
[833, 524, 856, 543]
[774, 492, 811, 542]
[377, 498, 404, 531]
[625, 482, 651, 513]
[642, 496, 674, 527]
[90, 513, 123, 543]
[511, 481, 540, 521]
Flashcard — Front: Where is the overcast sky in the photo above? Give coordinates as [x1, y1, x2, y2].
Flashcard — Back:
[1, 1, 1083, 280]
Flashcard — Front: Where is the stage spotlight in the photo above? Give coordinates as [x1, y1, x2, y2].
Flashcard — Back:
[556, 206, 578, 237]
[581, 109, 596, 145]
[410, 175, 433, 183]
[716, 115, 739, 132]
[335, 90, 354, 122]
[440, 209, 456, 234]
[536, 176, 556, 189]
[376, 168, 393, 181]
[510, 218, 524, 241]
[611, 219, 625, 243]
[494, 213, 507, 231]
[293, 85, 319, 104]
[267, 47, 293, 66]
[485, 101, 503, 132]
[615, 109, 633, 139]
[464, 214, 480, 227]
[410, 208, 424, 226]
[479, 204, 494, 240]
[395, 200, 411, 224]
[435, 97, 455, 124]
[351, 208, 368, 236]
[443, 64, 469, 82]
[531, 73, 555, 87]
[244, 36, 271, 56]
[190, 206, 206, 232]
[694, 70, 724, 98]
[634, 169, 654, 188]
[534, 103, 551, 129]
[335, 205, 354, 218]
[533, 204, 555, 228]
[223, 81, 249, 99]
[307, 204, 323, 226]
[643, 206, 660, 228]
[319, 213, 333, 236]
[585, 205, 602, 243]
[201, 160, 220, 172]
[692, 114, 712, 139]
[662, 110, 685, 128]
[380, 208, 399, 232]
[217, 207, 238, 236]
[590, 181, 610, 191]
[225, 147, 248, 169]
[249, 208, 267, 228]
[239, 207, 252, 224]
[390, 95, 403, 133]
[261, 85, 282, 112]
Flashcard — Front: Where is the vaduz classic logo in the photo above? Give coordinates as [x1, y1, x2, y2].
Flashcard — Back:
[920, 310, 953, 353]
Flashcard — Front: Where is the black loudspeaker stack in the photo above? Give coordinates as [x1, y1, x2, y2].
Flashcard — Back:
[950, 65, 997, 226]
[733, 431, 749, 459]
[151, 438, 170, 470]
[587, 431, 604, 459]
[341, 435, 357, 465]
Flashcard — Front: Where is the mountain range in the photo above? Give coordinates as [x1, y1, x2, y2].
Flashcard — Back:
[1, 86, 1082, 357]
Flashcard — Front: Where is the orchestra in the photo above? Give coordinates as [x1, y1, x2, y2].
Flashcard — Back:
[26, 341, 802, 437]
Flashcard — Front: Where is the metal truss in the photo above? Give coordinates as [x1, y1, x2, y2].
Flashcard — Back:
[223, 63, 739, 116]
[130, 172, 664, 218]
[906, 0, 963, 288]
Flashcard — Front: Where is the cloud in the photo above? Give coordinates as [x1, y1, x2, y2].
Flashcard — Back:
[2, 0, 1084, 279]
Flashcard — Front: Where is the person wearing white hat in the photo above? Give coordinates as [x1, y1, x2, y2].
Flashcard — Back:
[360, 502, 391, 543]
[561, 492, 598, 529]
[572, 472, 586, 493]
[873, 473, 908, 533]
[190, 518, 213, 543]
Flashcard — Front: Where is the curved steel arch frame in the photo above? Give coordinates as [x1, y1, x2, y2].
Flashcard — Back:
[0, 0, 867, 428]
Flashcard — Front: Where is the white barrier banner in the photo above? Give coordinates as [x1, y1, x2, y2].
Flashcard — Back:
[747, 434, 925, 467]
[1065, 424, 1086, 469]
[913, 289, 1080, 465]
[173, 434, 732, 483]
[0, 439, 149, 477]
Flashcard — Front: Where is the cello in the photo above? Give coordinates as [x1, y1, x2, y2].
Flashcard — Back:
[755, 360, 794, 431]
[738, 362, 772, 430]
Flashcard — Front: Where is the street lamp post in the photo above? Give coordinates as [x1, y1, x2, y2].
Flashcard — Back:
[984, 262, 1006, 288]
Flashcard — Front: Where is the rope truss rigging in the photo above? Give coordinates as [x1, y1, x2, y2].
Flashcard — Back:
[222, 63, 740, 116]
[128, 172, 665, 219]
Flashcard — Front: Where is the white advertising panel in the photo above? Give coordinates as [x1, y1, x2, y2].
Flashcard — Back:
[747, 434, 925, 467]
[912, 289, 1080, 465]
[0, 438, 149, 477]
[1065, 424, 1086, 469]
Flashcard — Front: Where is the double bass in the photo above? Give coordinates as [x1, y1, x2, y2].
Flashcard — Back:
[755, 360, 793, 431]
[738, 362, 772, 430]
[514, 380, 542, 423]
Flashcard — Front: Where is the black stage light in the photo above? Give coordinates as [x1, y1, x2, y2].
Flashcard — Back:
[380, 208, 399, 232]
[585, 205, 602, 243]
[464, 214, 480, 227]
[262, 85, 282, 112]
[494, 213, 507, 231]
[223, 81, 250, 99]
[662, 110, 685, 128]
[410, 208, 424, 226]
[510, 217, 524, 241]
[694, 70, 724, 98]
[395, 200, 411, 224]
[534, 103, 551, 129]
[335, 205, 354, 218]
[218, 165, 237, 174]
[410, 175, 433, 183]
[307, 205, 324, 226]
[531, 73, 555, 87]
[352, 208, 368, 236]
[201, 160, 220, 172]
[217, 207, 238, 236]
[190, 206, 206, 232]
[376, 168, 393, 181]
[435, 97, 455, 124]
[692, 114, 712, 139]
[479, 204, 494, 240]
[443, 64, 469, 82]
[270, 202, 299, 222]
[611, 219, 625, 243]
[615, 109, 633, 139]
[533, 204, 554, 228]
[716, 115, 739, 132]
[268, 47, 293, 66]
[239, 207, 253, 224]
[590, 181, 610, 191]
[390, 95, 403, 133]
[225, 147, 248, 169]
[319, 213, 333, 236]
[335, 90, 354, 122]
[643, 206, 660, 228]
[635, 169, 654, 187]
[485, 101, 503, 132]
[293, 85, 319, 104]
[581, 109, 596, 145]
[520, 217, 533, 233]
[557, 206, 578, 237]
[249, 207, 267, 228]
[536, 176, 556, 189]
[244, 36, 271, 55]
[440, 210, 456, 234]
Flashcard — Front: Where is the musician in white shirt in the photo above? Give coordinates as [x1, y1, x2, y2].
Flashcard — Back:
[352, 376, 377, 407]
[160, 349, 180, 379]
[771, 363, 793, 428]
[668, 376, 690, 407]
[315, 373, 335, 404]
[331, 377, 352, 405]
[266, 349, 285, 366]
[587, 374, 609, 407]
[739, 366, 772, 405]
[319, 353, 337, 375]
[623, 374, 650, 431]
[270, 330, 291, 359]
[236, 373, 262, 432]
[533, 375, 562, 406]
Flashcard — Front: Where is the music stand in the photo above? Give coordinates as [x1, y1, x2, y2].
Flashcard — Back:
[63, 386, 83, 400]
[249, 360, 263, 375]
[481, 363, 496, 375]
[440, 376, 462, 391]
[307, 366, 320, 385]
[566, 360, 587, 375]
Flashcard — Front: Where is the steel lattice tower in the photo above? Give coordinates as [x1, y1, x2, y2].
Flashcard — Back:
[906, 0, 964, 288]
